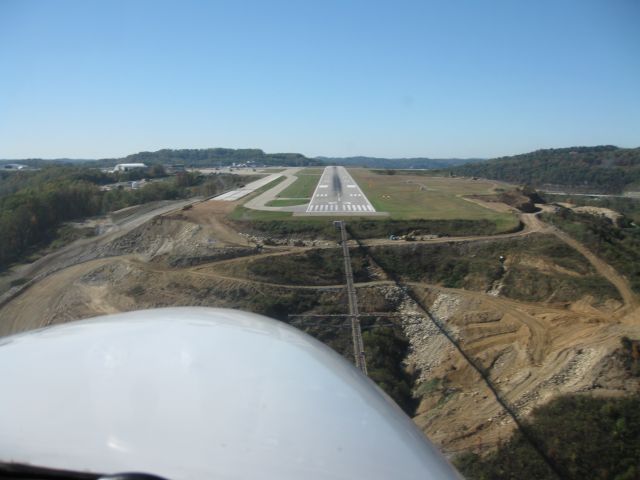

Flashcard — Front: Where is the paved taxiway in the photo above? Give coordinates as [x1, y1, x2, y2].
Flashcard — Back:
[214, 173, 283, 201]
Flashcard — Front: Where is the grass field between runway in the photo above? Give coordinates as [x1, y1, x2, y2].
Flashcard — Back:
[228, 168, 521, 236]
[265, 198, 309, 207]
[349, 168, 520, 231]
[228, 205, 520, 239]
[276, 173, 322, 199]
[229, 205, 293, 221]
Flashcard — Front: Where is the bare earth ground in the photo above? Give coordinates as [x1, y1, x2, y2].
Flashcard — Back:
[1, 184, 639, 457]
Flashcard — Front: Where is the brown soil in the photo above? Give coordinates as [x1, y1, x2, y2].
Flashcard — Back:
[462, 196, 517, 213]
[177, 200, 250, 246]
[0, 197, 638, 459]
[549, 225, 638, 312]
[466, 190, 536, 213]
[403, 284, 640, 454]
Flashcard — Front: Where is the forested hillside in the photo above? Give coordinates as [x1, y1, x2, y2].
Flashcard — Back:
[0, 158, 90, 168]
[455, 393, 640, 480]
[0, 167, 249, 269]
[448, 146, 640, 193]
[316, 156, 480, 169]
[4, 149, 480, 170]
[3, 151, 478, 170]
[116, 148, 322, 168]
[2, 148, 324, 169]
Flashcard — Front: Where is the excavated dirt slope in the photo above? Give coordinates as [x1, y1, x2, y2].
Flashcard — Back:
[0, 197, 639, 458]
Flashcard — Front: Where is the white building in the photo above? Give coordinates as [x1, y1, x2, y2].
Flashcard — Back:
[113, 163, 146, 172]
[2, 163, 28, 170]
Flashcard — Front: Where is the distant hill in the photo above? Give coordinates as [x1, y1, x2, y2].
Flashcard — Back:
[316, 156, 482, 169]
[120, 151, 481, 169]
[447, 146, 640, 194]
[0, 158, 90, 168]
[1, 148, 324, 168]
[8, 147, 640, 193]
[100, 148, 323, 168]
[1, 151, 483, 169]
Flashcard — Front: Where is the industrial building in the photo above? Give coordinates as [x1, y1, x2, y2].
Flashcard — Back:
[112, 163, 146, 172]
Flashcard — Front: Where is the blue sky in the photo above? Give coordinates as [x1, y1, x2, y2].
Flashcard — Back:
[1, 0, 639, 159]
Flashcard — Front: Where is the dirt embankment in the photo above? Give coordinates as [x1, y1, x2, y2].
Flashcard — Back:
[555, 203, 624, 225]
[102, 215, 257, 266]
[378, 283, 640, 455]
[548, 225, 638, 312]
[465, 189, 539, 213]
[1, 195, 639, 459]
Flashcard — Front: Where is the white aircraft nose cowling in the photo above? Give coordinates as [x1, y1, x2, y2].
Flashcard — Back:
[0, 307, 461, 479]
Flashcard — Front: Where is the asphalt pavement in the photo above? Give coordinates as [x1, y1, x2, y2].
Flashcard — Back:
[306, 166, 377, 214]
[213, 173, 284, 201]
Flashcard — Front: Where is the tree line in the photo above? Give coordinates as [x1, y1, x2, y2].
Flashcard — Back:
[542, 207, 640, 293]
[2, 147, 324, 170]
[0, 167, 249, 269]
[447, 146, 640, 194]
[95, 148, 322, 168]
[455, 393, 640, 479]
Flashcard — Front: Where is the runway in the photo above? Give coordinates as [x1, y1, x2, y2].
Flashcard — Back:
[306, 166, 376, 214]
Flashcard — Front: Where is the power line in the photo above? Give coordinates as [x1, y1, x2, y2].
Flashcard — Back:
[345, 223, 567, 480]
[339, 221, 367, 375]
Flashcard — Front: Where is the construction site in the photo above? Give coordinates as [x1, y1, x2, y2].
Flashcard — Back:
[0, 168, 639, 459]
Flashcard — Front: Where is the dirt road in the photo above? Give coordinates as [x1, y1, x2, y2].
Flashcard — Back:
[0, 198, 202, 307]
[1, 194, 638, 456]
[548, 226, 638, 311]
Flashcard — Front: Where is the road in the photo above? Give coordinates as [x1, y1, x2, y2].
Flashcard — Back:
[242, 168, 306, 212]
[549, 225, 638, 311]
[306, 166, 377, 214]
[0, 198, 201, 307]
